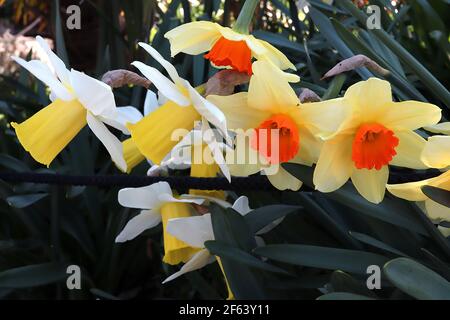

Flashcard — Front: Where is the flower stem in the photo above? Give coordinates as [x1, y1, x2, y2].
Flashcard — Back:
[233, 0, 260, 34]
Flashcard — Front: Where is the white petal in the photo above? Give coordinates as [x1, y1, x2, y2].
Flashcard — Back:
[138, 42, 183, 86]
[144, 90, 159, 115]
[201, 120, 231, 181]
[351, 166, 389, 204]
[99, 106, 143, 135]
[162, 249, 213, 283]
[166, 213, 215, 248]
[131, 61, 190, 107]
[12, 57, 73, 101]
[188, 84, 230, 144]
[86, 112, 127, 172]
[70, 70, 117, 117]
[36, 35, 70, 85]
[232, 196, 251, 215]
[118, 182, 170, 210]
[115, 209, 161, 242]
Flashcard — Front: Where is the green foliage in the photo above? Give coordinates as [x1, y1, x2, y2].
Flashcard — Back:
[0, 0, 449, 300]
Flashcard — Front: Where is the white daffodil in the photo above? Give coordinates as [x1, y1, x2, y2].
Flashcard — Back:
[115, 181, 205, 265]
[127, 42, 231, 171]
[11, 36, 130, 171]
[163, 195, 278, 283]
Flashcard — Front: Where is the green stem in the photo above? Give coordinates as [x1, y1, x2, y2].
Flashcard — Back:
[233, 0, 260, 34]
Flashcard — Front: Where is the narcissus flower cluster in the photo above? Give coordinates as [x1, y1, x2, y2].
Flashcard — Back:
[10, 9, 445, 300]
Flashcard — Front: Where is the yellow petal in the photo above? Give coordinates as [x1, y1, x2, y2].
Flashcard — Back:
[255, 40, 296, 70]
[421, 136, 450, 169]
[189, 144, 226, 199]
[387, 171, 450, 202]
[265, 166, 302, 191]
[123, 137, 145, 173]
[11, 99, 86, 166]
[424, 122, 450, 135]
[351, 166, 389, 204]
[425, 199, 450, 223]
[381, 101, 441, 131]
[313, 134, 353, 192]
[344, 77, 392, 123]
[390, 130, 428, 169]
[207, 92, 270, 130]
[248, 60, 299, 113]
[161, 202, 200, 265]
[128, 101, 201, 164]
[164, 21, 221, 56]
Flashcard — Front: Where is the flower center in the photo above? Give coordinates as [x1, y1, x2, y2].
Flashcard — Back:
[204, 36, 252, 75]
[251, 114, 299, 164]
[352, 123, 399, 170]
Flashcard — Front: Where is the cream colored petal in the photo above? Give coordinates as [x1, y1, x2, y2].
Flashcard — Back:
[387, 171, 449, 201]
[382, 101, 441, 131]
[313, 135, 353, 192]
[254, 39, 296, 70]
[421, 136, 450, 169]
[131, 61, 190, 107]
[293, 126, 322, 166]
[207, 92, 270, 129]
[344, 77, 392, 122]
[390, 130, 428, 169]
[164, 21, 221, 56]
[425, 199, 450, 223]
[248, 60, 299, 112]
[351, 166, 389, 204]
[265, 166, 302, 191]
[424, 122, 450, 135]
[299, 97, 353, 139]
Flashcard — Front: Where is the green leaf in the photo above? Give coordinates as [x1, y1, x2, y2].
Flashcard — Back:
[322, 74, 346, 100]
[205, 240, 290, 275]
[6, 193, 48, 208]
[384, 257, 450, 300]
[244, 204, 302, 234]
[349, 231, 408, 257]
[254, 244, 389, 275]
[0, 263, 68, 288]
[317, 292, 376, 300]
[422, 186, 450, 208]
[330, 270, 378, 298]
[0, 154, 30, 172]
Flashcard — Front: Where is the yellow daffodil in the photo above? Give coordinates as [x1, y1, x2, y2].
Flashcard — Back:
[207, 60, 347, 191]
[127, 42, 230, 170]
[115, 181, 205, 265]
[312, 78, 441, 204]
[11, 36, 129, 171]
[164, 21, 295, 75]
[387, 129, 450, 222]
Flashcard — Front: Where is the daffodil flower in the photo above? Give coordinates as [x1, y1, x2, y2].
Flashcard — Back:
[387, 130, 450, 222]
[207, 60, 347, 191]
[115, 181, 205, 265]
[163, 196, 259, 299]
[122, 90, 161, 173]
[11, 36, 130, 171]
[127, 42, 230, 171]
[312, 78, 441, 204]
[164, 21, 296, 75]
